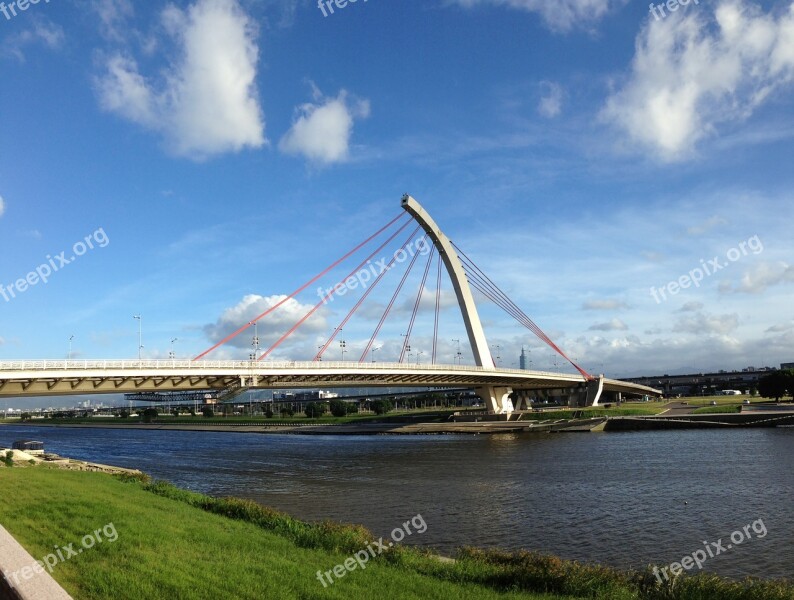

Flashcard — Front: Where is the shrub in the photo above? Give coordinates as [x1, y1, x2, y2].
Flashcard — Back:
[371, 399, 393, 415]
[305, 402, 327, 418]
[329, 400, 349, 417]
[202, 407, 214, 418]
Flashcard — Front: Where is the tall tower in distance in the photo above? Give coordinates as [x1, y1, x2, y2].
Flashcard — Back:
[519, 347, 528, 370]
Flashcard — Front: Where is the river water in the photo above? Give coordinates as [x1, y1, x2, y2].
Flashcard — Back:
[1, 425, 792, 580]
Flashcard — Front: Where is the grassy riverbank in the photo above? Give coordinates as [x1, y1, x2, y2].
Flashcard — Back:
[1, 466, 793, 599]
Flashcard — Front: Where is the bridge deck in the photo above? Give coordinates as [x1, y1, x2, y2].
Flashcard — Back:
[0, 360, 661, 398]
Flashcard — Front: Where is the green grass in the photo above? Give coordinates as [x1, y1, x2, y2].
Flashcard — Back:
[0, 466, 566, 600]
[521, 408, 660, 421]
[3, 467, 793, 600]
[691, 405, 742, 414]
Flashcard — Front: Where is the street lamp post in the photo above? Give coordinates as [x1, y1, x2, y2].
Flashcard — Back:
[170, 337, 178, 360]
[416, 351, 424, 365]
[251, 321, 260, 358]
[451, 339, 461, 365]
[68, 335, 74, 360]
[340, 340, 346, 361]
[371, 346, 380, 363]
[133, 315, 143, 359]
[491, 344, 501, 367]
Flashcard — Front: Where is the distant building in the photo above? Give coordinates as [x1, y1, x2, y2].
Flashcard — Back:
[519, 348, 528, 370]
[782, 362, 794, 370]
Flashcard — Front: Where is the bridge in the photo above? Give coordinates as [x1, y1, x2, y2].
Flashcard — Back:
[0, 195, 661, 412]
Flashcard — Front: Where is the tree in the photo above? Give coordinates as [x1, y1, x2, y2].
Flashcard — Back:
[280, 406, 295, 417]
[265, 408, 274, 419]
[141, 408, 159, 423]
[329, 400, 349, 418]
[371, 399, 393, 415]
[202, 406, 214, 418]
[758, 371, 792, 401]
[305, 402, 327, 418]
[119, 409, 130, 419]
[20, 412, 32, 422]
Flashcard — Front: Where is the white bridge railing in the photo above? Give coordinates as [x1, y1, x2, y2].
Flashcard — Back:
[0, 359, 573, 378]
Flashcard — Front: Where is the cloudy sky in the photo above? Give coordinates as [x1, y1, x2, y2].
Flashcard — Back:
[1, 0, 793, 388]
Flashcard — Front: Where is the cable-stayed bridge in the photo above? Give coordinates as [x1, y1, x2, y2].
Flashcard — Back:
[0, 195, 661, 413]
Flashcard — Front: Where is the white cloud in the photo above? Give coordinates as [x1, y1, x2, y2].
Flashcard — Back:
[279, 88, 370, 165]
[673, 311, 739, 335]
[589, 318, 629, 331]
[452, 0, 628, 32]
[203, 294, 328, 352]
[720, 261, 794, 293]
[602, 1, 794, 161]
[686, 215, 728, 236]
[678, 301, 704, 312]
[92, 0, 134, 42]
[766, 322, 794, 333]
[95, 0, 265, 160]
[582, 299, 629, 311]
[538, 81, 563, 117]
[4, 20, 65, 61]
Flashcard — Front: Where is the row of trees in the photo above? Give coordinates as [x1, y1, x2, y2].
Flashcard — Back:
[758, 369, 794, 401]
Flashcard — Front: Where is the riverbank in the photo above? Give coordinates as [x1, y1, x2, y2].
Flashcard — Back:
[6, 407, 794, 435]
[1, 463, 793, 599]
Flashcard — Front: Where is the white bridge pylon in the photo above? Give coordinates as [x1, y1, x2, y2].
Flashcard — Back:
[401, 195, 512, 413]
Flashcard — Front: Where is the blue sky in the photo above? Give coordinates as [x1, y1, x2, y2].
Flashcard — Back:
[1, 0, 793, 391]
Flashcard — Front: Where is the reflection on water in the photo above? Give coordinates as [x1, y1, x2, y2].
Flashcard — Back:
[1, 425, 792, 579]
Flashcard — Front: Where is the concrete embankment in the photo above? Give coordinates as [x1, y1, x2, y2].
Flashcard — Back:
[603, 410, 794, 431]
[0, 526, 73, 600]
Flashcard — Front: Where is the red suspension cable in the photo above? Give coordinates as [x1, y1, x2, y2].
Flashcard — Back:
[432, 253, 442, 364]
[399, 246, 435, 363]
[454, 243, 592, 379]
[193, 212, 408, 360]
[314, 231, 423, 361]
[258, 221, 418, 360]
[359, 234, 426, 362]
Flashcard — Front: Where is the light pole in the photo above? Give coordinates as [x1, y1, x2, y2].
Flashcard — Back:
[451, 339, 462, 365]
[491, 344, 501, 367]
[251, 321, 260, 358]
[169, 337, 178, 360]
[68, 335, 74, 360]
[133, 315, 143, 359]
[416, 351, 423, 365]
[371, 346, 380, 363]
[317, 345, 324, 361]
[340, 340, 346, 361]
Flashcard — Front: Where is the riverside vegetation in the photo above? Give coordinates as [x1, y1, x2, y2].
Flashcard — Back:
[0, 465, 793, 599]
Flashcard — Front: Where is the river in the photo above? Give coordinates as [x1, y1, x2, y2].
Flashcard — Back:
[1, 425, 791, 580]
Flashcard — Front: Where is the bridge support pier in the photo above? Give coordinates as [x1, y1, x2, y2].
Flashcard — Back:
[585, 375, 605, 407]
[476, 386, 514, 414]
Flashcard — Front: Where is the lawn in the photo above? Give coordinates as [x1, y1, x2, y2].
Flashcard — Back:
[0, 466, 574, 600]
